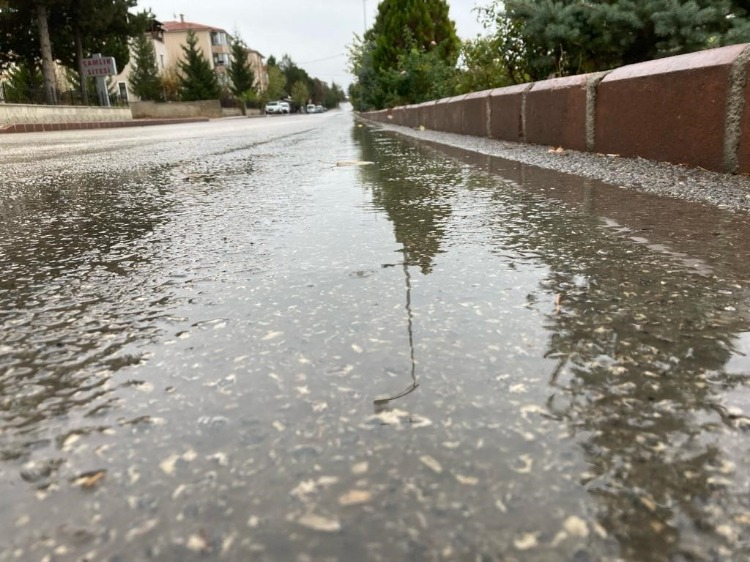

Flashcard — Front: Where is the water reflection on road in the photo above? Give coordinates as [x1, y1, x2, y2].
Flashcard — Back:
[0, 114, 748, 561]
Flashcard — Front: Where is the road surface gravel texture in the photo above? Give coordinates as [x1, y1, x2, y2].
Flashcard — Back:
[1, 110, 749, 561]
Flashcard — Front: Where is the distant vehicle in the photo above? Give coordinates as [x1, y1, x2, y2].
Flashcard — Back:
[279, 101, 291, 114]
[265, 101, 283, 114]
[316, 105, 325, 113]
[306, 104, 317, 114]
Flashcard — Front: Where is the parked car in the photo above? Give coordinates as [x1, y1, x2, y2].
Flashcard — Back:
[265, 101, 283, 114]
[306, 104, 317, 114]
[279, 101, 291, 114]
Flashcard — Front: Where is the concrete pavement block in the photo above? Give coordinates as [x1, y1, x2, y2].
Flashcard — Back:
[392, 107, 406, 126]
[526, 74, 589, 151]
[461, 90, 491, 137]
[443, 95, 467, 134]
[403, 104, 420, 128]
[596, 43, 749, 172]
[419, 100, 437, 130]
[489, 84, 531, 142]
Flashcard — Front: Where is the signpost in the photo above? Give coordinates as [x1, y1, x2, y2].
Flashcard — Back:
[82, 53, 118, 107]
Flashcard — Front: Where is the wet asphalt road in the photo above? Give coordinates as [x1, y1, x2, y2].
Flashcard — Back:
[1, 110, 750, 561]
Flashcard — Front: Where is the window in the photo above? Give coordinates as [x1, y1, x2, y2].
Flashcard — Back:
[118, 82, 128, 102]
[160, 54, 165, 69]
[211, 31, 227, 46]
[213, 53, 230, 66]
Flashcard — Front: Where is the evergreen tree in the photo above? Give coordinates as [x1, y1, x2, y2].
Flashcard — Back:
[348, 0, 460, 110]
[366, 0, 460, 74]
[279, 54, 312, 99]
[290, 79, 308, 111]
[228, 35, 255, 114]
[485, 0, 750, 81]
[0, 0, 144, 104]
[177, 29, 220, 101]
[63, 0, 139, 103]
[3, 61, 45, 103]
[128, 30, 161, 101]
[265, 64, 286, 101]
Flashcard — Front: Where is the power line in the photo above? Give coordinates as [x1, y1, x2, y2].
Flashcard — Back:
[298, 53, 346, 65]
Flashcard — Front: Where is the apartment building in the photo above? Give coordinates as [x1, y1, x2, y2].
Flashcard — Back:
[113, 15, 267, 102]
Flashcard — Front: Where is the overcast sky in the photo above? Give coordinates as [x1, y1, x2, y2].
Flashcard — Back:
[137, 0, 490, 89]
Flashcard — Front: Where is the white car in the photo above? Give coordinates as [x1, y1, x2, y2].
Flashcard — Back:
[306, 104, 317, 114]
[279, 101, 290, 114]
[265, 101, 283, 114]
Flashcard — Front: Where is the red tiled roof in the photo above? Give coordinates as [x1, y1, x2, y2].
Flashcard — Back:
[161, 20, 226, 33]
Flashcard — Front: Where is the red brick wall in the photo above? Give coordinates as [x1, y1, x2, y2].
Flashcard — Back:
[361, 43, 750, 174]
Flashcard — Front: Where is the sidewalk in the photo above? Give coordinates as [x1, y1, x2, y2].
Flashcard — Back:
[0, 117, 209, 134]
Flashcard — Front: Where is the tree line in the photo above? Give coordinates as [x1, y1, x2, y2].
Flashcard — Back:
[130, 30, 345, 113]
[348, 0, 750, 112]
[0, 0, 344, 110]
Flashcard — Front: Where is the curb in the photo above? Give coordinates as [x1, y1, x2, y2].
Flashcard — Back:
[0, 117, 210, 134]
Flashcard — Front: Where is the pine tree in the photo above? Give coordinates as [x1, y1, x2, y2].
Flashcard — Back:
[128, 32, 161, 100]
[366, 0, 460, 73]
[348, 0, 459, 110]
[228, 35, 254, 114]
[492, 0, 750, 81]
[177, 29, 220, 101]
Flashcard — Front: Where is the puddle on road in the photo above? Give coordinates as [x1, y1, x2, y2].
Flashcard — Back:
[1, 118, 749, 561]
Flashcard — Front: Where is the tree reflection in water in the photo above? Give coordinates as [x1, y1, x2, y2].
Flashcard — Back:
[353, 123, 750, 561]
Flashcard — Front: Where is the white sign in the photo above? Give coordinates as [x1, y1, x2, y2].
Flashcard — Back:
[82, 56, 117, 77]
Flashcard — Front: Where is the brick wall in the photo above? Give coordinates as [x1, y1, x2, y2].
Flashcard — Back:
[361, 43, 750, 174]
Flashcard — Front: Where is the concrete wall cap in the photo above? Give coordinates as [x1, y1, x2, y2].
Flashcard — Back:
[463, 89, 492, 100]
[489, 83, 533, 97]
[530, 73, 590, 91]
[436, 94, 468, 105]
[603, 43, 749, 82]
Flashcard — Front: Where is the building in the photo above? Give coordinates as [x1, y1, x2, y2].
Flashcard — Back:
[246, 48, 268, 93]
[161, 16, 231, 87]
[113, 14, 267, 102]
[111, 19, 169, 103]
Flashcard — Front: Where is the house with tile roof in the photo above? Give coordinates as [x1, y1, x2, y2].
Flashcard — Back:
[113, 14, 267, 102]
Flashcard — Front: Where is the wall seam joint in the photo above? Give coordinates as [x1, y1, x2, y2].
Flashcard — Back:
[724, 45, 750, 173]
[586, 71, 610, 152]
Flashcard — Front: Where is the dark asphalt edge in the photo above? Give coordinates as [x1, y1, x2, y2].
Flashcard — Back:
[0, 117, 210, 134]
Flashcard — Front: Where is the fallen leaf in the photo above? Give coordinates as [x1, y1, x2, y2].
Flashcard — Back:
[351, 462, 369, 475]
[186, 533, 210, 552]
[72, 469, 106, 489]
[338, 489, 372, 506]
[261, 331, 283, 341]
[563, 516, 589, 538]
[336, 160, 374, 167]
[420, 455, 443, 474]
[296, 514, 341, 532]
[455, 474, 479, 485]
[511, 454, 534, 474]
[514, 533, 538, 550]
[160, 454, 180, 475]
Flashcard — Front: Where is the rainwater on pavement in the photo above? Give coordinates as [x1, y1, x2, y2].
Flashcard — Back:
[1, 112, 749, 561]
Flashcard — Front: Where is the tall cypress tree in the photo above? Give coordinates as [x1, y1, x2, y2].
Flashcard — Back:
[177, 29, 220, 101]
[228, 35, 254, 114]
[366, 0, 459, 73]
[128, 31, 161, 101]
